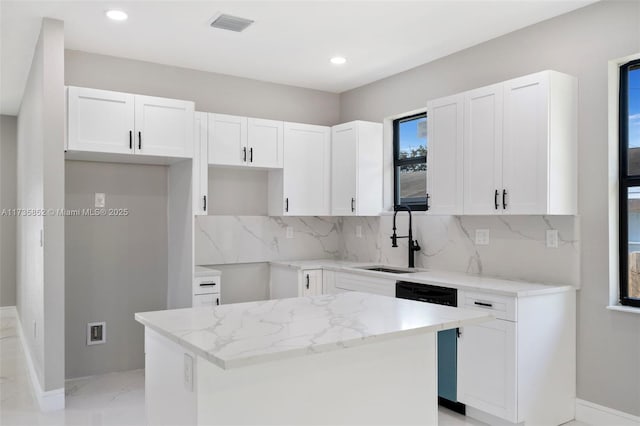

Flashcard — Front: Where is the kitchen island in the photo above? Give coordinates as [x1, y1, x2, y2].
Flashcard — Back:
[135, 292, 491, 426]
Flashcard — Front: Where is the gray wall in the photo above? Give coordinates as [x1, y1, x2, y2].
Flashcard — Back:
[1, 115, 17, 307]
[65, 50, 341, 126]
[16, 18, 65, 392]
[340, 1, 640, 416]
[65, 161, 168, 378]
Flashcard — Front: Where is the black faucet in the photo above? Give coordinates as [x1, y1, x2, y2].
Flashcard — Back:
[390, 205, 421, 268]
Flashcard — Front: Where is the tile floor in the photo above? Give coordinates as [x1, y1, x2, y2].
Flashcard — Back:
[0, 313, 588, 426]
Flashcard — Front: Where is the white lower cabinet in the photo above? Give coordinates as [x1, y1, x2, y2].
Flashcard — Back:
[457, 289, 576, 425]
[332, 272, 395, 297]
[270, 265, 323, 299]
[457, 318, 517, 422]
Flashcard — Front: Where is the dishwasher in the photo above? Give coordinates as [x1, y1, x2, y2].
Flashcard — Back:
[396, 281, 465, 415]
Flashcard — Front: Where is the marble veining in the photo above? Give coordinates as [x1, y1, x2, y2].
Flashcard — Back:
[135, 292, 490, 370]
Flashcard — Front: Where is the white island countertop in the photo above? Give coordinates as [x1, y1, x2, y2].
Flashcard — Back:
[135, 292, 490, 370]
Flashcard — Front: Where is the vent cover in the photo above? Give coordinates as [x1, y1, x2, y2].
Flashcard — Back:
[210, 13, 254, 32]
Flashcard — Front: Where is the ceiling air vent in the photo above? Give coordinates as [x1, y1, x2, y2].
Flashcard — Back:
[210, 13, 254, 32]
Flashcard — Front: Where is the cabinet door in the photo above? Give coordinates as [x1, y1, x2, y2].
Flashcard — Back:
[67, 87, 135, 154]
[427, 95, 464, 215]
[208, 114, 248, 166]
[247, 118, 284, 168]
[502, 73, 549, 214]
[134, 95, 194, 157]
[463, 84, 503, 215]
[302, 269, 323, 296]
[282, 123, 331, 216]
[193, 112, 208, 215]
[458, 319, 517, 422]
[331, 123, 357, 216]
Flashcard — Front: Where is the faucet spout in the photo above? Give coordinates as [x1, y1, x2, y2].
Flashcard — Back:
[390, 205, 420, 268]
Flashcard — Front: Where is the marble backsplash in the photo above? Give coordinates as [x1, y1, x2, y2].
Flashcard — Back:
[195, 214, 580, 287]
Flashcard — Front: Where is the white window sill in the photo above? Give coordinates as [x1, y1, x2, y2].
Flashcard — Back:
[607, 304, 640, 315]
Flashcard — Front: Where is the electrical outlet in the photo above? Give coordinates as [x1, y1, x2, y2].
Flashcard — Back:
[286, 226, 294, 239]
[475, 229, 490, 246]
[184, 354, 194, 392]
[356, 225, 363, 238]
[87, 322, 106, 346]
[546, 229, 559, 248]
[95, 193, 106, 208]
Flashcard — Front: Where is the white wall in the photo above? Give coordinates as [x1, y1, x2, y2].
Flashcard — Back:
[65, 50, 341, 126]
[339, 1, 640, 416]
[1, 115, 17, 307]
[16, 18, 65, 393]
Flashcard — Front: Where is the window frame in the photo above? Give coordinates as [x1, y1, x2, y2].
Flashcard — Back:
[618, 58, 640, 308]
[393, 112, 428, 211]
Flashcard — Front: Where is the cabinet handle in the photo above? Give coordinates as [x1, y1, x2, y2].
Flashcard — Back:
[216, 298, 220, 306]
[426, 193, 430, 211]
[243, 147, 247, 162]
[129, 130, 133, 150]
[502, 189, 507, 210]
[494, 189, 499, 210]
[351, 198, 355, 213]
[249, 147, 253, 163]
[306, 274, 310, 289]
[456, 328, 461, 338]
[285, 198, 289, 212]
[203, 195, 207, 212]
[138, 131, 142, 150]
[474, 301, 493, 308]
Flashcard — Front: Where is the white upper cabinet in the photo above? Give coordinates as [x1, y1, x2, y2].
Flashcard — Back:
[134, 95, 194, 157]
[193, 112, 208, 215]
[426, 95, 464, 215]
[207, 114, 247, 166]
[67, 87, 194, 158]
[331, 121, 383, 216]
[454, 70, 576, 215]
[463, 84, 504, 215]
[268, 122, 331, 216]
[247, 118, 284, 168]
[502, 71, 577, 215]
[67, 87, 135, 154]
[208, 115, 284, 169]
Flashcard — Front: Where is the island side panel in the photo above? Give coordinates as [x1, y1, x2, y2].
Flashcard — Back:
[145, 328, 197, 426]
[196, 333, 438, 426]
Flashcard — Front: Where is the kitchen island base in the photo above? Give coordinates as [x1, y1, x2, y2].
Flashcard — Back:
[145, 328, 438, 426]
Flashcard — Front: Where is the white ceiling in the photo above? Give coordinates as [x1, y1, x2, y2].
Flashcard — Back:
[1, 0, 596, 115]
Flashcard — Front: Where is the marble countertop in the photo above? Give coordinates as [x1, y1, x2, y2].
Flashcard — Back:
[269, 259, 573, 297]
[135, 292, 490, 370]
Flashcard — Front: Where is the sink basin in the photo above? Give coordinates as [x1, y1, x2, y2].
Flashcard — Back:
[356, 266, 414, 274]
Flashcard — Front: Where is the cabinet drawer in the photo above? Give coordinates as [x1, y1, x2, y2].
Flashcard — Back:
[193, 293, 220, 307]
[460, 291, 516, 321]
[334, 272, 395, 297]
[194, 276, 221, 295]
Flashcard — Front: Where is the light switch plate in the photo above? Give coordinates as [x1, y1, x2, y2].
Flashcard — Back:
[356, 225, 363, 238]
[95, 193, 106, 208]
[475, 229, 490, 246]
[546, 229, 559, 248]
[286, 226, 294, 239]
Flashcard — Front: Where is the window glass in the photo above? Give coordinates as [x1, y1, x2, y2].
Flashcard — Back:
[394, 113, 427, 210]
[626, 66, 640, 174]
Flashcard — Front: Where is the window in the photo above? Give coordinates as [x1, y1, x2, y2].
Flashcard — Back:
[619, 58, 640, 307]
[393, 113, 427, 210]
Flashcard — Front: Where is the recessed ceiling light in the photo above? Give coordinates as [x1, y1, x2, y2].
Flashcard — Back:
[106, 10, 128, 21]
[330, 56, 347, 65]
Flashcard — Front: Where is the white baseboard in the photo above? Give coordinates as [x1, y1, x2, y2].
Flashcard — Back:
[0, 305, 17, 318]
[576, 399, 640, 426]
[15, 314, 65, 412]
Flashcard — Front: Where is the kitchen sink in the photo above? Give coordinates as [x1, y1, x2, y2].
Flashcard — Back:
[356, 266, 414, 274]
